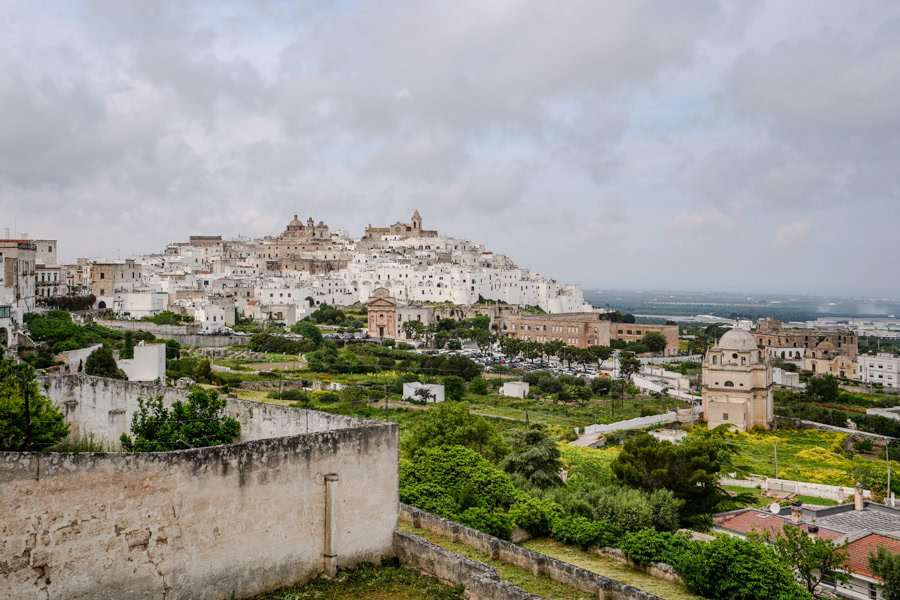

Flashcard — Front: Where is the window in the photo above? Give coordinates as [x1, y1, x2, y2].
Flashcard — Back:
[723, 413, 729, 420]
[712, 356, 717, 365]
[732, 353, 738, 359]
[724, 381, 734, 387]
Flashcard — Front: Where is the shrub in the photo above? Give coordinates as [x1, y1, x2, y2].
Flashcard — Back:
[457, 507, 513, 540]
[469, 377, 489, 395]
[621, 529, 676, 565]
[85, 346, 127, 379]
[549, 515, 619, 549]
[120, 390, 240, 452]
[509, 496, 563, 537]
[443, 375, 466, 402]
[675, 534, 812, 600]
[854, 439, 874, 452]
[310, 390, 340, 403]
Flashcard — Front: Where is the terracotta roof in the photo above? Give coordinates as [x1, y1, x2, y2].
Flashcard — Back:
[845, 533, 900, 579]
[717, 509, 842, 540]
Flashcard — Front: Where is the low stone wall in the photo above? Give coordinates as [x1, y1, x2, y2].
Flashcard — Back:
[776, 416, 895, 440]
[95, 318, 201, 335]
[39, 375, 360, 445]
[399, 504, 664, 600]
[394, 531, 544, 600]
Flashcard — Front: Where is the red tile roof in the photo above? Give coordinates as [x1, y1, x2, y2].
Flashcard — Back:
[845, 534, 900, 579]
[717, 510, 842, 541]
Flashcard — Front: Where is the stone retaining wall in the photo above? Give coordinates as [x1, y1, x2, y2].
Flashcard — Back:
[399, 504, 664, 600]
[394, 531, 545, 600]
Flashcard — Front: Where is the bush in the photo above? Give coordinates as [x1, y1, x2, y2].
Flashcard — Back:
[120, 390, 240, 452]
[854, 439, 874, 452]
[443, 375, 466, 402]
[509, 496, 563, 537]
[549, 515, 619, 549]
[469, 377, 489, 395]
[84, 346, 127, 379]
[675, 535, 812, 600]
[447, 339, 462, 350]
[622, 529, 674, 565]
[457, 507, 513, 540]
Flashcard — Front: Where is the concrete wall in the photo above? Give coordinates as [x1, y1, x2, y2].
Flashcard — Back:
[719, 477, 873, 502]
[2, 378, 399, 600]
[775, 416, 896, 441]
[118, 343, 166, 382]
[39, 375, 364, 445]
[402, 382, 445, 403]
[399, 504, 664, 600]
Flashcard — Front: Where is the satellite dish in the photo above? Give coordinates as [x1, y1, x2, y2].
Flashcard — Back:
[769, 502, 781, 515]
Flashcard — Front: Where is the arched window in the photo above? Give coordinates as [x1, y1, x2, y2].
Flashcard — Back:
[741, 357, 746, 365]
[724, 380, 734, 387]
[712, 355, 717, 365]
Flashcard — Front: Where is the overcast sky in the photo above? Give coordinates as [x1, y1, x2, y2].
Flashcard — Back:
[1, 1, 898, 298]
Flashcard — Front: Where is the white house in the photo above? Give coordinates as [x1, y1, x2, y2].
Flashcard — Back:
[500, 381, 530, 398]
[402, 382, 445, 403]
[117, 342, 166, 382]
[113, 291, 168, 318]
[859, 353, 900, 388]
[194, 304, 227, 332]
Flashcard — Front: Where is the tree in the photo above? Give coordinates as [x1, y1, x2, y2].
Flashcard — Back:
[500, 425, 562, 489]
[0, 359, 69, 450]
[807, 374, 840, 404]
[763, 524, 850, 597]
[447, 338, 462, 351]
[473, 329, 495, 354]
[291, 321, 323, 348]
[120, 390, 240, 452]
[413, 387, 435, 403]
[406, 401, 506, 461]
[84, 346, 127, 379]
[523, 341, 543, 364]
[642, 331, 667, 354]
[870, 545, 900, 600]
[498, 336, 522, 360]
[611, 433, 727, 526]
[443, 375, 466, 401]
[623, 313, 636, 323]
[587, 345, 612, 369]
[618, 351, 641, 409]
[402, 319, 425, 341]
[122, 331, 135, 359]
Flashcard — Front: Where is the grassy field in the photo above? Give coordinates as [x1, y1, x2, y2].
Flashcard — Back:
[521, 539, 704, 600]
[724, 428, 898, 487]
[465, 394, 691, 429]
[720, 485, 838, 508]
[246, 561, 462, 600]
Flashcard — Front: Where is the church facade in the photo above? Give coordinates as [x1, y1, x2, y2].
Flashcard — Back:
[702, 329, 774, 431]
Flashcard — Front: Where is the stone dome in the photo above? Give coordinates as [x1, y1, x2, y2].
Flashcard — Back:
[717, 329, 758, 352]
[816, 340, 836, 351]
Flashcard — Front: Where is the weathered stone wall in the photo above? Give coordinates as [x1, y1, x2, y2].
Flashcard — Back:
[399, 504, 664, 600]
[2, 379, 399, 600]
[39, 375, 361, 445]
[393, 531, 544, 600]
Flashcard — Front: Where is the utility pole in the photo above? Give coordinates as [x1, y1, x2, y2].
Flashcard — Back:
[384, 384, 389, 420]
[888, 445, 892, 498]
[774, 441, 778, 479]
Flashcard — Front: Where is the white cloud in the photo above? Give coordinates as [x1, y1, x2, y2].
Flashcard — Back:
[666, 209, 736, 233]
[771, 219, 811, 250]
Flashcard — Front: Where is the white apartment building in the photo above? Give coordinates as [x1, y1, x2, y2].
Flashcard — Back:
[113, 291, 168, 318]
[859, 353, 900, 388]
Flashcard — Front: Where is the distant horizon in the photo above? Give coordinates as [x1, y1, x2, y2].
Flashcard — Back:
[580, 287, 900, 304]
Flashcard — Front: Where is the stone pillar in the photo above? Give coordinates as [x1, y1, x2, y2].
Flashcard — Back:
[855, 482, 865, 511]
[791, 501, 803, 524]
[324, 473, 339, 578]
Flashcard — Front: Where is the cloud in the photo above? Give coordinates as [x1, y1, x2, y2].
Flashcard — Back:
[0, 1, 899, 297]
[666, 209, 736, 233]
[771, 219, 811, 250]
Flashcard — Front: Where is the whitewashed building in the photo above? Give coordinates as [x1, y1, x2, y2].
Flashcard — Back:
[859, 353, 900, 388]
